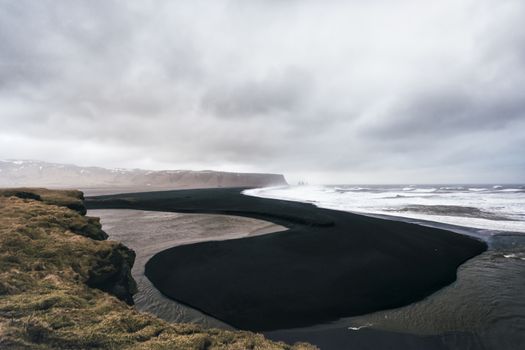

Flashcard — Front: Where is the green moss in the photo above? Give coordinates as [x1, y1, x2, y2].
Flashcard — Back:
[0, 188, 316, 350]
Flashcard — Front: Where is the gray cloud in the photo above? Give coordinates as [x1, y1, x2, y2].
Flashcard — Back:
[1, 0, 524, 183]
[202, 68, 310, 118]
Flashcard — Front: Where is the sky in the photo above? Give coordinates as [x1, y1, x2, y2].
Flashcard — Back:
[1, 0, 524, 184]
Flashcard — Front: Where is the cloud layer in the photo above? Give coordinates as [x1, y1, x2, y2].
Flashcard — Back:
[1, 0, 524, 183]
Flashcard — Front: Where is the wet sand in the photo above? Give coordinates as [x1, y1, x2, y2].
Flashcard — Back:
[88, 209, 285, 327]
[88, 209, 525, 350]
[87, 188, 487, 332]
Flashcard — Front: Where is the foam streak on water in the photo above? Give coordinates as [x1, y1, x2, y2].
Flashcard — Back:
[244, 184, 525, 233]
[246, 185, 525, 349]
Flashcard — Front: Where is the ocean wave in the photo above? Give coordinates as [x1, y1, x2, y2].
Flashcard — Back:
[334, 187, 371, 193]
[414, 188, 437, 193]
[246, 184, 525, 233]
[438, 186, 467, 191]
[387, 205, 514, 221]
[382, 195, 407, 199]
[398, 187, 437, 193]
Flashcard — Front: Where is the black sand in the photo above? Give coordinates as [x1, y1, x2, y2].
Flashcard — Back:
[86, 188, 487, 331]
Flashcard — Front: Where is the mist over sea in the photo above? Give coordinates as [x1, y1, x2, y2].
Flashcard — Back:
[245, 184, 525, 349]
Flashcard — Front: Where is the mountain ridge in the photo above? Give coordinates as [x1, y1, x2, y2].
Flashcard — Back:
[0, 159, 287, 190]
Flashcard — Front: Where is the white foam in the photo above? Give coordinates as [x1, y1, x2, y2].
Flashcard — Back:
[413, 188, 437, 193]
[348, 323, 372, 331]
[244, 185, 525, 233]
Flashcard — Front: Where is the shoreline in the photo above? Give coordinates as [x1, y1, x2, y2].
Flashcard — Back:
[86, 188, 487, 332]
[88, 209, 285, 327]
[0, 188, 315, 349]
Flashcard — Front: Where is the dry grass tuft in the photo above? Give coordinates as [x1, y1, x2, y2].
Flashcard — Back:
[0, 188, 316, 349]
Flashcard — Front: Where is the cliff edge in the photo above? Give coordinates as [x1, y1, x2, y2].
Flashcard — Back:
[0, 188, 313, 350]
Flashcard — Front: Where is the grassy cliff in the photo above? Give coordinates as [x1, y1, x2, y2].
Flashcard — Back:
[0, 188, 315, 350]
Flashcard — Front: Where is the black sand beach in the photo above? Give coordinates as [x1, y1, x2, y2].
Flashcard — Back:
[88, 209, 284, 327]
[86, 188, 487, 332]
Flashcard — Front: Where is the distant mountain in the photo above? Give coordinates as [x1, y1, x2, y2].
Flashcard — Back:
[0, 160, 287, 191]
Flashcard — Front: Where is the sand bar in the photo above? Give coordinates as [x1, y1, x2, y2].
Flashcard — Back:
[88, 208, 284, 327]
[87, 188, 487, 331]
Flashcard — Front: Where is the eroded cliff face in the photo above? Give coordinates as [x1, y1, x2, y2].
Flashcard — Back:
[85, 242, 137, 305]
[0, 188, 314, 350]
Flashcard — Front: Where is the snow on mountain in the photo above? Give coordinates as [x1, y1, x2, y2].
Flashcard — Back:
[0, 160, 287, 190]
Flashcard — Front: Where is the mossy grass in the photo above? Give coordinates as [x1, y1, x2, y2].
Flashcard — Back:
[0, 188, 315, 349]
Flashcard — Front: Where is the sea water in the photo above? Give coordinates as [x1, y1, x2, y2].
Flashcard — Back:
[245, 185, 525, 349]
[244, 184, 525, 234]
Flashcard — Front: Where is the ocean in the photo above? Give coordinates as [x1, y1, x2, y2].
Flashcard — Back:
[244, 184, 525, 349]
[89, 185, 525, 349]
[244, 184, 525, 234]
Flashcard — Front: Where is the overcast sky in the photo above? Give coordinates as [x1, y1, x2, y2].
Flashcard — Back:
[1, 0, 524, 184]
